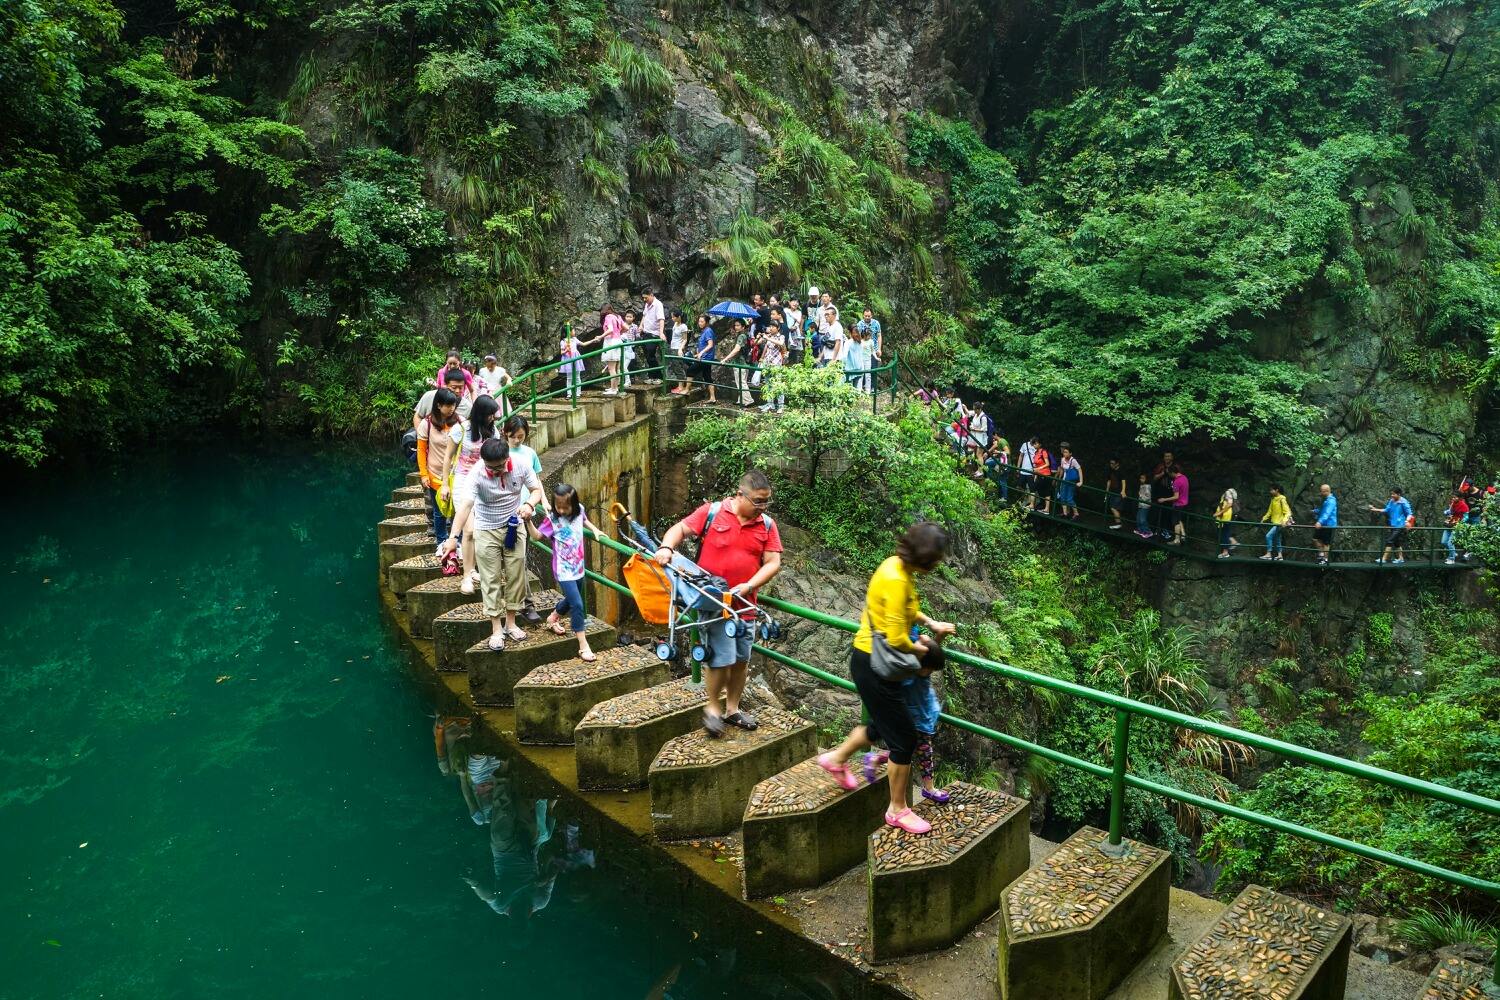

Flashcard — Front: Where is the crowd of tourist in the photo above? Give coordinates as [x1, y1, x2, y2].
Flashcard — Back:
[920, 384, 1492, 565]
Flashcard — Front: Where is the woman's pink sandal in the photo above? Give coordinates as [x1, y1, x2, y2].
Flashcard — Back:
[817, 753, 860, 791]
[885, 808, 932, 834]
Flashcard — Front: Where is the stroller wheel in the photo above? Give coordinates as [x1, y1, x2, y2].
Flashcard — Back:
[655, 641, 674, 661]
[691, 644, 707, 663]
[723, 619, 738, 638]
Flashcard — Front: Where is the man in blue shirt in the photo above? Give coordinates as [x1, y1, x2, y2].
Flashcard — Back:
[1311, 484, 1338, 565]
[856, 308, 883, 360]
[1366, 487, 1413, 565]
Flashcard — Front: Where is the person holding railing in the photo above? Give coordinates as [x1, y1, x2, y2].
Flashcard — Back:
[1056, 443, 1082, 519]
[856, 308, 882, 361]
[1215, 488, 1240, 558]
[1260, 485, 1292, 561]
[842, 325, 873, 393]
[1442, 493, 1469, 565]
[1311, 484, 1338, 565]
[1155, 464, 1188, 543]
[1105, 459, 1127, 529]
[818, 522, 956, 835]
[639, 289, 666, 386]
[1367, 487, 1414, 565]
[597, 305, 625, 396]
[558, 324, 586, 397]
[719, 318, 753, 407]
[668, 309, 690, 395]
[620, 308, 640, 389]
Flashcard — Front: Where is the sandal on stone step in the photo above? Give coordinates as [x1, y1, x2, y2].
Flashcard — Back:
[504, 625, 527, 642]
[884, 808, 932, 834]
[817, 753, 859, 790]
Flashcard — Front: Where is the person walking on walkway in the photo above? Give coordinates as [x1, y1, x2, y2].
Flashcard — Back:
[1031, 440, 1054, 514]
[1105, 459, 1127, 529]
[416, 387, 463, 549]
[668, 309, 690, 394]
[1368, 488, 1414, 565]
[1311, 484, 1338, 565]
[529, 483, 602, 661]
[817, 522, 956, 835]
[1157, 465, 1189, 544]
[757, 323, 787, 412]
[1215, 488, 1239, 558]
[718, 319, 754, 407]
[1057, 443, 1082, 519]
[1260, 485, 1292, 561]
[639, 289, 666, 385]
[654, 471, 784, 736]
[1442, 493, 1469, 564]
[444, 438, 544, 650]
[415, 367, 472, 427]
[1017, 436, 1040, 507]
[455, 394, 501, 594]
[692, 313, 717, 403]
[1134, 473, 1153, 537]
[598, 305, 626, 395]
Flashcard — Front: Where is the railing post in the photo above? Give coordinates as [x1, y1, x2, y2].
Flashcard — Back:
[529, 372, 537, 421]
[1102, 708, 1131, 856]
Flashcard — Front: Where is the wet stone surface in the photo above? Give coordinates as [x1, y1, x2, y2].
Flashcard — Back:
[393, 553, 443, 570]
[518, 646, 656, 687]
[386, 531, 435, 547]
[652, 708, 809, 770]
[870, 783, 1025, 874]
[1420, 958, 1493, 1000]
[379, 514, 430, 533]
[745, 756, 886, 819]
[1005, 825, 1162, 936]
[387, 498, 427, 513]
[579, 676, 704, 727]
[1175, 885, 1347, 1000]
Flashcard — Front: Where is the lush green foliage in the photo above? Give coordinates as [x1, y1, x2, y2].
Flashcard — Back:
[0, 0, 303, 463]
[908, 0, 1500, 461]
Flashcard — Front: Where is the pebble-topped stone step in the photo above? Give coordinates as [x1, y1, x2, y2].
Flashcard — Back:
[406, 576, 478, 638]
[379, 513, 430, 543]
[384, 496, 429, 521]
[388, 553, 444, 596]
[575, 393, 617, 429]
[391, 483, 425, 504]
[574, 677, 707, 790]
[998, 825, 1171, 1000]
[867, 781, 1031, 962]
[527, 409, 567, 452]
[1168, 884, 1352, 1000]
[648, 708, 818, 840]
[1418, 957, 1494, 1000]
[740, 754, 890, 899]
[534, 403, 589, 438]
[463, 610, 618, 702]
[379, 531, 436, 577]
[513, 648, 669, 744]
[405, 470, 423, 487]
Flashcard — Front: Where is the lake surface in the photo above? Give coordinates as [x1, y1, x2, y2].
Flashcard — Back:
[0, 445, 825, 999]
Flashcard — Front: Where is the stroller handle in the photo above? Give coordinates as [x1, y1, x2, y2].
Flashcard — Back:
[610, 501, 631, 522]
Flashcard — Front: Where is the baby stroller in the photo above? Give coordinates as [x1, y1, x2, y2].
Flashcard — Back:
[611, 502, 781, 664]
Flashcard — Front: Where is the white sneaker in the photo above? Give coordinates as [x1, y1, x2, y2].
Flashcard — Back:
[1445, 558, 1457, 565]
[1392, 557, 1406, 565]
[461, 575, 475, 595]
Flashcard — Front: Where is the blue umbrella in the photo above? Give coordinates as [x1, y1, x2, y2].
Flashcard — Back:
[707, 300, 757, 320]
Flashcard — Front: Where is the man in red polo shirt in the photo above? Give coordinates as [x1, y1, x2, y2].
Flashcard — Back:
[655, 470, 784, 737]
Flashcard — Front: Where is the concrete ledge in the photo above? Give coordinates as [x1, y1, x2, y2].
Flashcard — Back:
[611, 391, 636, 421]
[391, 484, 425, 504]
[575, 677, 706, 790]
[1169, 885, 1352, 1000]
[378, 514, 430, 542]
[535, 403, 589, 438]
[514, 648, 668, 744]
[649, 708, 818, 840]
[406, 576, 477, 638]
[576, 394, 617, 429]
[530, 410, 567, 452]
[1418, 957, 1494, 1000]
[999, 825, 1170, 1000]
[388, 553, 443, 596]
[405, 470, 423, 487]
[465, 613, 618, 704]
[384, 496, 428, 521]
[741, 755, 890, 899]
[867, 782, 1031, 961]
[379, 531, 435, 578]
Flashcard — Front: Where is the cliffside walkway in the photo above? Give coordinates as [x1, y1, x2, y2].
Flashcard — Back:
[378, 346, 1498, 999]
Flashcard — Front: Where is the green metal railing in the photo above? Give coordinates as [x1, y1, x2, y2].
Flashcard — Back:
[492, 349, 1496, 975]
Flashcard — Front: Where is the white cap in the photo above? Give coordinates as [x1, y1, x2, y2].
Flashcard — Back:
[808, 285, 820, 300]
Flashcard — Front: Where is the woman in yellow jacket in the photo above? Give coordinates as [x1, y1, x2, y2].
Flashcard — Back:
[1260, 485, 1293, 561]
[817, 523, 956, 835]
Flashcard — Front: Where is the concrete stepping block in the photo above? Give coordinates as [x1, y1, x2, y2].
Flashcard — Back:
[648, 708, 818, 840]
[405, 471, 423, 487]
[998, 825, 1170, 1000]
[379, 514, 430, 542]
[575, 394, 617, 429]
[574, 677, 706, 790]
[527, 409, 567, 451]
[740, 754, 890, 899]
[534, 404, 588, 438]
[1418, 956, 1493, 1000]
[384, 496, 428, 520]
[391, 484, 425, 504]
[867, 781, 1030, 961]
[380, 531, 435, 578]
[462, 605, 621, 701]
[406, 576, 478, 638]
[1169, 885, 1351, 1000]
[513, 648, 669, 744]
[464, 611, 619, 703]
[388, 553, 443, 596]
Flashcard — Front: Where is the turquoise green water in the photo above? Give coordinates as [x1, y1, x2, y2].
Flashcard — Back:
[0, 446, 824, 1000]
